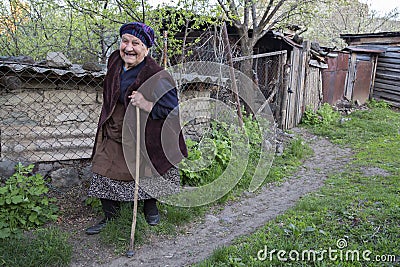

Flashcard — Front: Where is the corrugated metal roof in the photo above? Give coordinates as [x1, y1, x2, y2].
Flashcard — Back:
[344, 46, 385, 53]
[0, 61, 229, 87]
[171, 73, 230, 85]
[0, 61, 106, 79]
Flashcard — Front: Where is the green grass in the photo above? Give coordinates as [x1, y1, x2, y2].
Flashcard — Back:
[312, 107, 400, 146]
[0, 227, 72, 267]
[196, 106, 400, 266]
[99, 201, 208, 254]
[261, 137, 313, 187]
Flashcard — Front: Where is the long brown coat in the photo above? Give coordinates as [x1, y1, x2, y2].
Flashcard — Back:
[91, 51, 187, 181]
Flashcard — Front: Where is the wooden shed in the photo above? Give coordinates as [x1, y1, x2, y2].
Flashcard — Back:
[340, 32, 400, 107]
[253, 31, 325, 129]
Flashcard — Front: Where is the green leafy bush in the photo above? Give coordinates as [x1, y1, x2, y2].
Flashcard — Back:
[367, 98, 390, 109]
[179, 113, 265, 188]
[179, 122, 232, 186]
[302, 103, 340, 126]
[0, 163, 58, 238]
[85, 196, 102, 214]
[302, 107, 321, 125]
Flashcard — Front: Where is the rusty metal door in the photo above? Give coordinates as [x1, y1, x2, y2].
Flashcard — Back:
[345, 54, 375, 105]
[352, 57, 374, 104]
[322, 53, 349, 105]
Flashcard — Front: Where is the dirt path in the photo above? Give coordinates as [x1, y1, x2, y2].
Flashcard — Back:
[69, 128, 353, 267]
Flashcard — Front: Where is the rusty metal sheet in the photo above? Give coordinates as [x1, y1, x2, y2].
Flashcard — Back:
[322, 70, 347, 105]
[324, 53, 349, 71]
[325, 56, 339, 71]
[353, 60, 373, 104]
[336, 53, 350, 71]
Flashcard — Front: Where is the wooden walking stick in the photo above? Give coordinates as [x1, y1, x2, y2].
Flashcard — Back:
[126, 105, 141, 258]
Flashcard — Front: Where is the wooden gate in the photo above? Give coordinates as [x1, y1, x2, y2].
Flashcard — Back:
[281, 41, 323, 129]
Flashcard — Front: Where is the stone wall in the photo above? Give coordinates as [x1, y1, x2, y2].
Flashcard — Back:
[0, 60, 103, 189]
[180, 84, 212, 141]
[1, 79, 102, 163]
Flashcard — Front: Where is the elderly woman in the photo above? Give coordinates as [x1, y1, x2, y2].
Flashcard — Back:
[86, 22, 187, 235]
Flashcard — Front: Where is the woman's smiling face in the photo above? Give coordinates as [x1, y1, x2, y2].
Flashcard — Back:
[119, 34, 149, 70]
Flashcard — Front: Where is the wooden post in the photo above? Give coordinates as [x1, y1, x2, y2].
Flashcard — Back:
[222, 22, 243, 129]
[272, 52, 282, 120]
[300, 41, 311, 120]
[163, 29, 168, 68]
[280, 53, 289, 129]
[370, 54, 378, 100]
[294, 41, 310, 126]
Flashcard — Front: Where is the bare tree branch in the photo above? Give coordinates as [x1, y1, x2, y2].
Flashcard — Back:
[65, 0, 124, 24]
[258, 0, 275, 29]
[228, 0, 240, 18]
[217, 0, 232, 19]
[115, 0, 142, 22]
[251, 1, 257, 28]
[243, 0, 250, 29]
[218, 0, 244, 30]
[259, 0, 286, 29]
[141, 0, 145, 22]
[372, 13, 399, 32]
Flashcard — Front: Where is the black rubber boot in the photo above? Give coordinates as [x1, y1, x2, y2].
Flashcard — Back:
[85, 199, 121, 235]
[85, 218, 107, 235]
[101, 198, 121, 220]
[144, 198, 160, 226]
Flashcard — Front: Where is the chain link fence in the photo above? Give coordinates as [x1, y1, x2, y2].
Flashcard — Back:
[0, 54, 104, 163]
[242, 51, 287, 122]
[1, 24, 285, 164]
[172, 27, 285, 129]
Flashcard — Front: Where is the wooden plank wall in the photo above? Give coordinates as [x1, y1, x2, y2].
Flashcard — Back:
[304, 66, 323, 112]
[294, 41, 309, 125]
[284, 47, 301, 129]
[373, 47, 400, 107]
[344, 53, 358, 100]
[281, 41, 322, 129]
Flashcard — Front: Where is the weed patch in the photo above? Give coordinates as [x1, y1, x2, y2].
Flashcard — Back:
[0, 163, 58, 238]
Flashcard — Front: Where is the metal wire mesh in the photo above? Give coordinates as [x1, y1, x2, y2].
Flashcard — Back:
[0, 55, 104, 162]
[1, 25, 285, 163]
[170, 27, 285, 122]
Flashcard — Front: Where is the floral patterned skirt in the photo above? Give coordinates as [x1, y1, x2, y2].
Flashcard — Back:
[88, 166, 180, 201]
